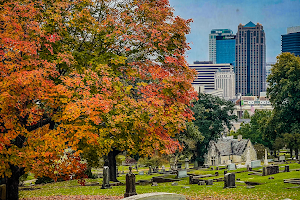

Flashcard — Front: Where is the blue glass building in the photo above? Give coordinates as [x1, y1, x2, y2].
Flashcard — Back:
[282, 28, 300, 56]
[216, 35, 236, 68]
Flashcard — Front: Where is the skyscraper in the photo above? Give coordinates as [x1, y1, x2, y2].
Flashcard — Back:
[209, 29, 233, 64]
[235, 21, 266, 96]
[216, 35, 236, 67]
[281, 26, 300, 56]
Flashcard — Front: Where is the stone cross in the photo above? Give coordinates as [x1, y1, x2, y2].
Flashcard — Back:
[264, 149, 268, 166]
[101, 166, 111, 189]
[124, 167, 137, 198]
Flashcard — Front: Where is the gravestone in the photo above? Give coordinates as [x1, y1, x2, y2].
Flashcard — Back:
[101, 166, 111, 189]
[148, 166, 152, 174]
[171, 182, 178, 186]
[211, 167, 214, 170]
[0, 184, 6, 200]
[251, 160, 261, 168]
[264, 149, 268, 166]
[285, 165, 290, 172]
[215, 172, 219, 176]
[279, 155, 286, 162]
[177, 163, 182, 169]
[263, 165, 279, 176]
[176, 169, 188, 178]
[124, 167, 137, 198]
[123, 192, 186, 200]
[224, 173, 236, 188]
[185, 158, 189, 169]
[138, 171, 144, 175]
[216, 166, 219, 170]
[161, 165, 166, 173]
[228, 163, 236, 170]
[152, 182, 158, 186]
[198, 181, 205, 185]
[206, 179, 213, 185]
[224, 170, 227, 175]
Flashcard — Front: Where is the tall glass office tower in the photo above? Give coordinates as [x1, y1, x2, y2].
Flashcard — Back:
[209, 29, 233, 64]
[216, 35, 236, 68]
[282, 26, 300, 56]
[235, 21, 266, 96]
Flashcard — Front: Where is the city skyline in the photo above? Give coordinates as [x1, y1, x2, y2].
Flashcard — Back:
[169, 0, 300, 64]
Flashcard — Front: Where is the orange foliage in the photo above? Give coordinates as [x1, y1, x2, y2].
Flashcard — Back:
[0, 0, 197, 183]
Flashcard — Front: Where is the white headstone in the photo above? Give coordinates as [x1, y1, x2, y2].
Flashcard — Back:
[245, 147, 251, 166]
[264, 149, 268, 166]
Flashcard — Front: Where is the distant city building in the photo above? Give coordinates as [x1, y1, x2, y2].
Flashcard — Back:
[235, 21, 266, 96]
[209, 29, 233, 64]
[282, 26, 300, 56]
[216, 35, 236, 68]
[189, 63, 235, 99]
[215, 68, 236, 100]
[193, 61, 213, 64]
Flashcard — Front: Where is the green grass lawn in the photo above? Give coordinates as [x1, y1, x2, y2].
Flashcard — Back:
[20, 163, 300, 200]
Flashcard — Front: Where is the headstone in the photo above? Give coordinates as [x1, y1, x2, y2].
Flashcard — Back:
[185, 158, 189, 169]
[122, 192, 186, 200]
[245, 147, 251, 167]
[279, 155, 286, 162]
[224, 173, 236, 188]
[0, 184, 6, 200]
[198, 181, 205, 185]
[206, 179, 213, 185]
[124, 167, 137, 198]
[269, 176, 274, 179]
[148, 166, 152, 174]
[161, 165, 166, 173]
[262, 167, 267, 176]
[177, 163, 182, 169]
[138, 171, 144, 175]
[264, 149, 268, 166]
[152, 182, 158, 186]
[177, 169, 188, 178]
[251, 160, 261, 168]
[228, 163, 236, 170]
[171, 182, 178, 186]
[285, 165, 290, 172]
[182, 186, 190, 189]
[211, 167, 214, 170]
[215, 172, 219, 176]
[224, 170, 227, 175]
[216, 166, 219, 170]
[101, 166, 111, 189]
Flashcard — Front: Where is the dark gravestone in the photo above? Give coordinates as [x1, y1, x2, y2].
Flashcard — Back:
[224, 170, 227, 175]
[285, 165, 290, 172]
[266, 165, 279, 175]
[101, 166, 111, 189]
[124, 167, 137, 198]
[206, 179, 213, 185]
[198, 181, 205, 185]
[148, 166, 152, 174]
[224, 173, 235, 188]
[177, 163, 182, 169]
[215, 172, 219, 176]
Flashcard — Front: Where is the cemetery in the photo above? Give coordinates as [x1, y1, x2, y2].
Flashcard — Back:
[18, 157, 300, 200]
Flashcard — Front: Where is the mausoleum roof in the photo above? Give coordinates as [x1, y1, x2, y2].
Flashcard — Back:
[214, 138, 249, 156]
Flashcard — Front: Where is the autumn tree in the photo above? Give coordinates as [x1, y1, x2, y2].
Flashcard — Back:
[192, 93, 237, 166]
[0, 0, 196, 198]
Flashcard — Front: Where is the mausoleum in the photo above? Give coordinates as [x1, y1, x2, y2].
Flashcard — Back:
[204, 135, 257, 166]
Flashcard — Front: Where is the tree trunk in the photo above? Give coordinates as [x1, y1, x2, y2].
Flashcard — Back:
[290, 148, 293, 159]
[106, 149, 120, 182]
[295, 149, 299, 160]
[6, 164, 25, 200]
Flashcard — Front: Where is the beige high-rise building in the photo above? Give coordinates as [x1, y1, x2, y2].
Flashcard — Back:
[235, 22, 266, 96]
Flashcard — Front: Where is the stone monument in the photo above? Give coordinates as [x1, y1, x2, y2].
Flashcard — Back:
[185, 158, 189, 169]
[245, 147, 251, 167]
[264, 149, 268, 166]
[101, 166, 111, 189]
[224, 173, 235, 188]
[124, 167, 137, 198]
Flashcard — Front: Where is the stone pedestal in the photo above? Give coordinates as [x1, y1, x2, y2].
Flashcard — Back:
[224, 173, 235, 188]
[101, 166, 111, 189]
[124, 167, 137, 198]
[185, 158, 189, 169]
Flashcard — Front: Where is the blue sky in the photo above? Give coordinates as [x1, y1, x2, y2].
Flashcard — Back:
[169, 0, 300, 64]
